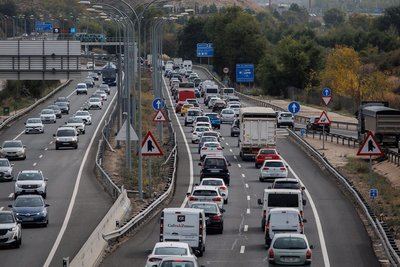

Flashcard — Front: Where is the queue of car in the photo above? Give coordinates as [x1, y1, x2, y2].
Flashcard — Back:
[0, 69, 114, 249]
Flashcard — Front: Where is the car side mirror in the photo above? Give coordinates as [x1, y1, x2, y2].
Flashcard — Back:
[257, 199, 263, 205]
[198, 162, 202, 166]
[45, 204, 50, 207]
[301, 186, 305, 190]
[194, 183, 199, 186]
[186, 192, 191, 197]
[24, 122, 26, 125]
[310, 245, 314, 249]
[23, 145, 26, 148]
[303, 219, 307, 223]
[53, 134, 56, 137]
[302, 199, 307, 206]
[221, 192, 226, 197]
[222, 146, 225, 149]
[8, 204, 12, 208]
[45, 178, 48, 181]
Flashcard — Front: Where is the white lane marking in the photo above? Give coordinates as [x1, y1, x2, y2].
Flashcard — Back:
[33, 163, 37, 167]
[39, 154, 43, 159]
[281, 158, 331, 267]
[225, 142, 229, 146]
[13, 130, 25, 140]
[66, 88, 76, 99]
[221, 137, 225, 140]
[44, 90, 118, 267]
[240, 246, 245, 254]
[233, 156, 237, 160]
[8, 193, 13, 198]
[229, 149, 233, 153]
[0, 207, 3, 211]
[241, 173, 245, 178]
[244, 225, 248, 232]
[245, 183, 249, 188]
[238, 164, 241, 168]
[162, 77, 193, 208]
[44, 148, 48, 151]
[49, 141, 53, 145]
[246, 208, 250, 214]
[247, 195, 250, 201]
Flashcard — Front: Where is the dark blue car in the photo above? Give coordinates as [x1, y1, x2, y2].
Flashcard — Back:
[9, 195, 49, 227]
[205, 113, 221, 129]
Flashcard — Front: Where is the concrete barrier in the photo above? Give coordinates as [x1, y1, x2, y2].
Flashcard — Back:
[70, 189, 131, 267]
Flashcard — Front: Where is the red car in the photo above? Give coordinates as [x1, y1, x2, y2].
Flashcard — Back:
[255, 148, 280, 168]
[175, 101, 185, 113]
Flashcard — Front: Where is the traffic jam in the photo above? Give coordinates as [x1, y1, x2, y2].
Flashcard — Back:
[145, 60, 313, 267]
[0, 63, 115, 248]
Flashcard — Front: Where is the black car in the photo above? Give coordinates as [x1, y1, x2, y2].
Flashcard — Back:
[306, 116, 330, 133]
[55, 102, 69, 114]
[199, 156, 231, 185]
[230, 119, 240, 137]
[55, 97, 70, 107]
[189, 202, 224, 234]
[9, 195, 49, 226]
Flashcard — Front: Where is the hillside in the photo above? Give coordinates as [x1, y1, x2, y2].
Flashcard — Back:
[172, 0, 263, 12]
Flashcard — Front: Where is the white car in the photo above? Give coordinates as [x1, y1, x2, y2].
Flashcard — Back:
[227, 103, 241, 115]
[208, 97, 221, 109]
[14, 170, 47, 199]
[99, 84, 110, 94]
[192, 122, 212, 132]
[200, 142, 223, 161]
[74, 110, 92, 125]
[277, 111, 294, 128]
[146, 242, 197, 267]
[95, 89, 108, 101]
[188, 185, 224, 209]
[65, 117, 86, 134]
[201, 131, 221, 142]
[87, 97, 102, 109]
[76, 83, 88, 95]
[0, 158, 13, 181]
[192, 126, 211, 143]
[220, 108, 236, 123]
[200, 178, 228, 204]
[25, 118, 44, 134]
[40, 109, 56, 123]
[259, 160, 288, 182]
[184, 108, 202, 126]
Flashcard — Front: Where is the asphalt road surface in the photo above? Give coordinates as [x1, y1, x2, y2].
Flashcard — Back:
[101, 68, 378, 267]
[0, 74, 114, 266]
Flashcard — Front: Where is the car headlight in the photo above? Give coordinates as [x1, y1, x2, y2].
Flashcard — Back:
[11, 226, 17, 231]
[15, 213, 20, 216]
[37, 210, 46, 216]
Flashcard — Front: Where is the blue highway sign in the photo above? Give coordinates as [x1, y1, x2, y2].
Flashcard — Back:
[35, 21, 52, 32]
[196, 43, 214, 58]
[369, 188, 378, 199]
[152, 98, 165, 111]
[236, 64, 254, 83]
[322, 87, 332, 97]
[288, 101, 301, 114]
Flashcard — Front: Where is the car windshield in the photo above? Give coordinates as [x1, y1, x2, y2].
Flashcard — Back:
[160, 261, 194, 267]
[90, 98, 100, 102]
[76, 111, 89, 116]
[204, 143, 219, 148]
[3, 141, 22, 148]
[224, 89, 234, 94]
[100, 85, 109, 89]
[229, 105, 240, 108]
[188, 110, 200, 116]
[48, 106, 60, 110]
[14, 197, 43, 207]
[195, 127, 207, 132]
[154, 247, 188, 256]
[202, 180, 223, 186]
[196, 117, 209, 122]
[193, 190, 218, 196]
[222, 110, 234, 114]
[77, 84, 86, 89]
[57, 129, 75, 137]
[0, 213, 14, 223]
[68, 118, 83, 123]
[264, 161, 284, 167]
[18, 172, 42, 181]
[203, 132, 218, 137]
[204, 158, 225, 167]
[280, 113, 292, 118]
[27, 118, 41, 123]
[207, 88, 218, 93]
[42, 110, 54, 114]
[191, 203, 218, 213]
[260, 150, 277, 155]
[0, 160, 9, 167]
[273, 237, 307, 250]
[274, 182, 300, 190]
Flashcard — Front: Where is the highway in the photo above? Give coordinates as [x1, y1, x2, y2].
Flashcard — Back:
[0, 75, 115, 266]
[101, 67, 379, 266]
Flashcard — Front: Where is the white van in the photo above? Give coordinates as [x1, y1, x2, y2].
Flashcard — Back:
[160, 208, 206, 257]
[264, 208, 305, 247]
[183, 60, 193, 71]
[204, 85, 219, 100]
[257, 189, 306, 231]
[222, 87, 235, 97]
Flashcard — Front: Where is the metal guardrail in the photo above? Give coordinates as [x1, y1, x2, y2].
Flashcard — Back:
[304, 130, 360, 148]
[0, 80, 71, 131]
[102, 106, 177, 242]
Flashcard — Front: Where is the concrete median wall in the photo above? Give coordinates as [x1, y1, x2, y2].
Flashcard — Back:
[70, 189, 131, 267]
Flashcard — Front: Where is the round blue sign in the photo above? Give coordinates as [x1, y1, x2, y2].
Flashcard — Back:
[288, 101, 301, 114]
[152, 98, 165, 111]
[322, 87, 332, 97]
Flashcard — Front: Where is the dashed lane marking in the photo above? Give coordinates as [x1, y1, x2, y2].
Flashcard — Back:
[240, 246, 245, 254]
[44, 148, 48, 151]
[247, 195, 250, 201]
[8, 193, 13, 198]
[241, 174, 245, 178]
[13, 130, 25, 140]
[246, 208, 250, 214]
[39, 155, 43, 159]
[229, 149, 233, 153]
[238, 164, 241, 168]
[244, 225, 248, 232]
[233, 156, 237, 160]
[33, 162, 37, 167]
[245, 183, 249, 188]
[0, 207, 3, 211]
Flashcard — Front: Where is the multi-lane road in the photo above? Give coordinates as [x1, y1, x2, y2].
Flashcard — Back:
[0, 75, 115, 266]
[101, 67, 379, 266]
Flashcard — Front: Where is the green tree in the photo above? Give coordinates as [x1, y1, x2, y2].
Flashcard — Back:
[376, 5, 400, 33]
[323, 8, 345, 27]
[177, 17, 207, 60]
[0, 0, 16, 16]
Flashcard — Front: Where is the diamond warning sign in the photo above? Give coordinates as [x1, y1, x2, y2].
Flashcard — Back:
[357, 132, 384, 156]
[141, 131, 163, 156]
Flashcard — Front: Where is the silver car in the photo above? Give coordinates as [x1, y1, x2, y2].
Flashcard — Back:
[65, 117, 85, 134]
[74, 110, 92, 125]
[268, 233, 313, 265]
[99, 84, 110, 95]
[220, 108, 236, 123]
[14, 170, 47, 199]
[0, 158, 13, 181]
[87, 97, 102, 110]
[25, 118, 44, 134]
[0, 211, 22, 248]
[40, 109, 56, 123]
[0, 140, 26, 160]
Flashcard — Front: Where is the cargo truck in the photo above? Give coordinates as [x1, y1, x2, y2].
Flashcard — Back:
[239, 107, 277, 160]
[357, 101, 400, 147]
[101, 63, 117, 86]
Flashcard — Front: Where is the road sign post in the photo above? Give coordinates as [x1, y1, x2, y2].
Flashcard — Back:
[322, 87, 332, 106]
[197, 43, 214, 65]
[316, 111, 331, 150]
[153, 110, 166, 143]
[357, 132, 384, 172]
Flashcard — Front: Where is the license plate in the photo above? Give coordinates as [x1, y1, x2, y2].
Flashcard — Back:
[210, 169, 220, 173]
[24, 189, 35, 193]
[281, 257, 299, 263]
[23, 217, 34, 221]
[62, 142, 70, 145]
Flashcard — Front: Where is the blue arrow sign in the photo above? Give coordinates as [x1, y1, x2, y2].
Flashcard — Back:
[152, 98, 165, 111]
[288, 101, 301, 114]
[322, 87, 332, 97]
[369, 188, 378, 199]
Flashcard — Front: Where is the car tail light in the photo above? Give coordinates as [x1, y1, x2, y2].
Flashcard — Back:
[201, 147, 207, 150]
[263, 167, 269, 170]
[148, 257, 162, 262]
[306, 249, 312, 259]
[220, 186, 227, 190]
[212, 197, 222, 202]
[265, 222, 270, 233]
[211, 215, 222, 221]
[280, 167, 286, 171]
[268, 248, 274, 259]
[189, 196, 197, 201]
[217, 147, 223, 150]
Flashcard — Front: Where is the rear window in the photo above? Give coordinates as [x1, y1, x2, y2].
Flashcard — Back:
[260, 150, 277, 155]
[203, 132, 218, 137]
[264, 161, 284, 167]
[268, 194, 299, 208]
[206, 88, 218, 94]
[274, 182, 300, 190]
[202, 180, 223, 186]
[190, 203, 218, 213]
[204, 158, 226, 167]
[154, 247, 187, 256]
[160, 261, 194, 267]
[204, 143, 219, 148]
[193, 190, 218, 196]
[280, 113, 293, 118]
[273, 237, 307, 250]
[224, 88, 234, 94]
[270, 212, 299, 225]
[196, 117, 209, 122]
[201, 137, 218, 143]
[188, 110, 200, 116]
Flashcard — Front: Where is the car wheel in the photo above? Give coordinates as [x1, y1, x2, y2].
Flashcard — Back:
[218, 226, 223, 234]
[22, 155, 26, 160]
[82, 130, 85, 135]
[304, 262, 311, 266]
[231, 133, 234, 137]
[42, 192, 47, 199]
[15, 238, 21, 248]
[224, 199, 228, 204]
[184, 122, 188, 126]
[268, 260, 275, 264]
[259, 177, 264, 182]
[74, 145, 78, 149]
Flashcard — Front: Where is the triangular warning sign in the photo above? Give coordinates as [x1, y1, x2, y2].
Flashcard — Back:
[153, 110, 167, 122]
[357, 132, 384, 156]
[322, 96, 332, 106]
[316, 111, 331, 125]
[141, 131, 163, 156]
[115, 120, 139, 141]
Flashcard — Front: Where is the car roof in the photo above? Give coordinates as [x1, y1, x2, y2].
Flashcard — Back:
[204, 155, 226, 160]
[15, 194, 43, 199]
[274, 178, 299, 183]
[269, 207, 301, 214]
[77, 83, 87, 86]
[203, 141, 220, 145]
[57, 126, 76, 131]
[163, 207, 203, 214]
[154, 242, 190, 249]
[3, 140, 22, 144]
[263, 189, 301, 194]
[273, 233, 307, 239]
[189, 202, 219, 207]
[19, 170, 41, 173]
[201, 178, 224, 182]
[263, 159, 283, 163]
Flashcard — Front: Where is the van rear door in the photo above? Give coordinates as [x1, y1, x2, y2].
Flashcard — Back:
[162, 211, 199, 248]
